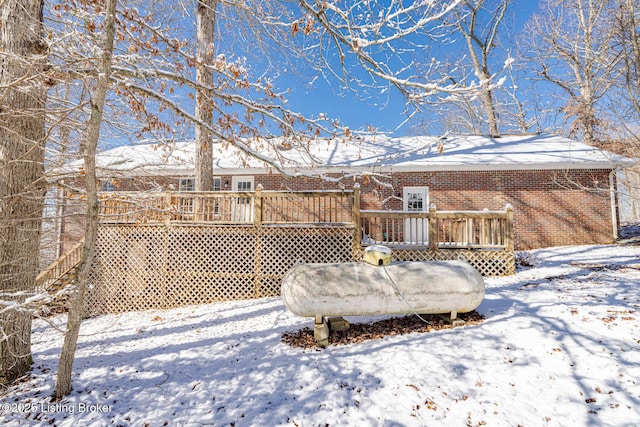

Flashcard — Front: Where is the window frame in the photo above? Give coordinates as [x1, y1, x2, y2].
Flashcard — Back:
[178, 178, 196, 192]
[100, 179, 116, 192]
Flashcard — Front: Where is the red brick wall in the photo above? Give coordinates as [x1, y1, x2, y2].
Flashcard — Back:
[253, 169, 616, 250]
[62, 168, 617, 251]
[255, 169, 613, 250]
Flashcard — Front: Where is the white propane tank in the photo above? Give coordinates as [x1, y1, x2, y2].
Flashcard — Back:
[281, 259, 485, 318]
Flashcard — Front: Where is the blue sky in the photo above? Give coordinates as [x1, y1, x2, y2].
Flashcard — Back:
[279, 0, 541, 137]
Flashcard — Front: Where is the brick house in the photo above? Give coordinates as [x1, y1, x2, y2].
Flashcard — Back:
[55, 133, 632, 251]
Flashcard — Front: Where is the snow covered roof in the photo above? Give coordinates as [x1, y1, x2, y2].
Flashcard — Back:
[58, 133, 633, 178]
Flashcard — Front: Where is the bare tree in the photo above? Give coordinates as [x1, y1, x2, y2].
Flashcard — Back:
[0, 0, 48, 384]
[444, 0, 541, 135]
[609, 0, 640, 135]
[53, 0, 118, 399]
[441, 0, 511, 136]
[608, 0, 640, 223]
[499, 62, 540, 134]
[295, 0, 532, 135]
[195, 0, 217, 191]
[524, 0, 621, 144]
[296, 0, 480, 121]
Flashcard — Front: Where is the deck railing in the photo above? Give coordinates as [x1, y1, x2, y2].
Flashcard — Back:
[359, 205, 514, 251]
[97, 187, 513, 251]
[260, 190, 353, 225]
[35, 240, 84, 291]
[99, 188, 354, 226]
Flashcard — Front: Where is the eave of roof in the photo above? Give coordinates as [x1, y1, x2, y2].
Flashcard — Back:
[54, 133, 636, 180]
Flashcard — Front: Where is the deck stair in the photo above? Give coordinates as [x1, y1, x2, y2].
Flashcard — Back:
[36, 241, 84, 292]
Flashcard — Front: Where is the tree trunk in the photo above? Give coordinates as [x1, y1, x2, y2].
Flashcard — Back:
[54, 0, 118, 399]
[455, 0, 507, 137]
[0, 0, 47, 384]
[479, 73, 500, 137]
[195, 0, 217, 191]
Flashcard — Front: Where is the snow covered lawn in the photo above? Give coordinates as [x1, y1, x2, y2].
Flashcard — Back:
[1, 244, 639, 426]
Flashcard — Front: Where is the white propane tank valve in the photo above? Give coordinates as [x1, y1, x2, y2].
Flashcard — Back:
[363, 245, 393, 266]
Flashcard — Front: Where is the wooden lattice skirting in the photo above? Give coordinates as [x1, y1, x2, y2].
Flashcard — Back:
[369, 248, 516, 277]
[86, 224, 514, 315]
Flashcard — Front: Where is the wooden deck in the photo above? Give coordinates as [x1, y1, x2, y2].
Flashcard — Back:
[45, 187, 515, 314]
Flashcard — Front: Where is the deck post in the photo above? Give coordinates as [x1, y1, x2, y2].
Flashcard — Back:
[505, 203, 514, 252]
[254, 184, 263, 227]
[165, 192, 173, 222]
[353, 183, 361, 255]
[253, 185, 263, 297]
[428, 204, 438, 251]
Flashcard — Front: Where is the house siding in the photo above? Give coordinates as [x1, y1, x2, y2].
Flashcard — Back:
[65, 168, 616, 251]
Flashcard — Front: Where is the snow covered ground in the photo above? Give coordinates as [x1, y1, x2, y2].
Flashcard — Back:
[1, 243, 639, 427]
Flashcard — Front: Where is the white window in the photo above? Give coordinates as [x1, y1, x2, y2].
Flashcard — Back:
[179, 178, 221, 192]
[101, 179, 116, 192]
[232, 176, 254, 192]
[232, 176, 254, 204]
[179, 178, 195, 192]
[403, 187, 429, 212]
